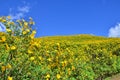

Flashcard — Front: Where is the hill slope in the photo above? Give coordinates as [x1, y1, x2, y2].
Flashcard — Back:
[1, 33, 120, 80]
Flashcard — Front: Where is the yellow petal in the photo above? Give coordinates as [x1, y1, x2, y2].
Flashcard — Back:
[7, 76, 13, 80]
[1, 66, 6, 72]
[56, 74, 61, 79]
[1, 36, 6, 42]
[10, 46, 16, 50]
[30, 57, 35, 61]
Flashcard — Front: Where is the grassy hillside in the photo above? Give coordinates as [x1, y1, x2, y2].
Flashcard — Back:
[1, 32, 120, 80]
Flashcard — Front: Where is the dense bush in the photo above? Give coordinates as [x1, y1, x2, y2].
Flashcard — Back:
[0, 16, 35, 37]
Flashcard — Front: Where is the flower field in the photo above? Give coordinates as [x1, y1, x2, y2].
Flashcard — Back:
[1, 32, 120, 80]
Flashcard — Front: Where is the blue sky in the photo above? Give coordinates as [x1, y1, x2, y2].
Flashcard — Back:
[1, 0, 120, 37]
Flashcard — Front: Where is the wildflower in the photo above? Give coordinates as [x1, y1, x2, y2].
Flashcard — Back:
[56, 43, 60, 46]
[32, 30, 36, 34]
[24, 22, 28, 27]
[72, 66, 75, 70]
[61, 60, 67, 67]
[6, 29, 12, 32]
[46, 74, 50, 78]
[6, 63, 12, 69]
[10, 46, 16, 50]
[26, 29, 30, 32]
[10, 22, 14, 25]
[0, 62, 3, 65]
[30, 31, 36, 39]
[56, 74, 61, 79]
[7, 16, 11, 19]
[30, 57, 35, 61]
[68, 68, 71, 75]
[29, 21, 35, 25]
[1, 36, 6, 42]
[39, 56, 42, 60]
[47, 58, 52, 62]
[30, 35, 34, 39]
[28, 49, 33, 54]
[2, 19, 6, 23]
[22, 31, 27, 35]
[7, 76, 13, 80]
[46, 51, 49, 53]
[1, 66, 6, 72]
[46, 78, 49, 80]
[33, 42, 40, 47]
[0, 17, 2, 21]
[7, 22, 11, 25]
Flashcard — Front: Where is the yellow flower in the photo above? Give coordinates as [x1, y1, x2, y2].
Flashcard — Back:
[7, 76, 13, 80]
[10, 22, 14, 25]
[46, 78, 49, 80]
[22, 31, 27, 35]
[10, 46, 16, 50]
[30, 34, 35, 39]
[6, 29, 12, 32]
[46, 74, 50, 78]
[1, 66, 6, 72]
[6, 63, 12, 69]
[61, 60, 67, 67]
[56, 43, 60, 46]
[47, 58, 52, 62]
[1, 36, 6, 42]
[72, 66, 75, 70]
[56, 74, 61, 79]
[30, 57, 35, 61]
[2, 19, 6, 23]
[28, 49, 33, 54]
[0, 17, 2, 21]
[0, 62, 3, 65]
[39, 56, 42, 60]
[24, 22, 28, 27]
[7, 22, 11, 25]
[32, 30, 36, 34]
[29, 21, 35, 25]
[33, 42, 40, 48]
[68, 68, 71, 75]
[26, 29, 30, 32]
[30, 30, 36, 39]
[7, 16, 11, 19]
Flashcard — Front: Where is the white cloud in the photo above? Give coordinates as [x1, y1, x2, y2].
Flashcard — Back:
[18, 6, 30, 13]
[9, 5, 30, 20]
[108, 23, 120, 37]
[10, 13, 24, 20]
